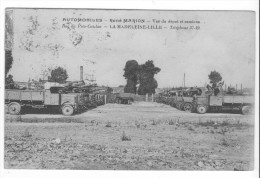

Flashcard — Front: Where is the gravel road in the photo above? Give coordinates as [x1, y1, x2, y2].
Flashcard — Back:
[4, 102, 255, 170]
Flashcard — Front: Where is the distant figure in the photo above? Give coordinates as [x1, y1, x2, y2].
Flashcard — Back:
[214, 81, 224, 96]
[206, 84, 213, 95]
[214, 87, 220, 96]
[196, 88, 202, 96]
[206, 84, 212, 91]
[218, 81, 224, 87]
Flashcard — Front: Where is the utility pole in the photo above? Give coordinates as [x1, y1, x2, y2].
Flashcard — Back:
[184, 73, 185, 88]
[80, 66, 83, 81]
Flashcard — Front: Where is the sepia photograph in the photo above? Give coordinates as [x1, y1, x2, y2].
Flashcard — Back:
[2, 5, 258, 174]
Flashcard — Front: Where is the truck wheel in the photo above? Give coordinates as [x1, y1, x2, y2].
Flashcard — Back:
[183, 102, 193, 112]
[62, 105, 74, 116]
[8, 102, 21, 115]
[241, 105, 252, 115]
[197, 105, 207, 114]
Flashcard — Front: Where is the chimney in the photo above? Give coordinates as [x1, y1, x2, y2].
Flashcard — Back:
[80, 66, 83, 81]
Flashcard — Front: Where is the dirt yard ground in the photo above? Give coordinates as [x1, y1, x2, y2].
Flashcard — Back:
[4, 102, 254, 170]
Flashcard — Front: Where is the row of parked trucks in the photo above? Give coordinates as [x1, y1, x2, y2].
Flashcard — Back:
[5, 82, 107, 116]
[5, 81, 254, 115]
[156, 86, 254, 115]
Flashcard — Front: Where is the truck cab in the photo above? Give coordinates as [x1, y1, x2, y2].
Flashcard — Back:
[45, 86, 83, 115]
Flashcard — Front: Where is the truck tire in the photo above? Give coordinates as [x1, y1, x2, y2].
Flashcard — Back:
[62, 105, 74, 116]
[183, 102, 193, 112]
[197, 105, 207, 114]
[241, 105, 252, 115]
[8, 102, 21, 115]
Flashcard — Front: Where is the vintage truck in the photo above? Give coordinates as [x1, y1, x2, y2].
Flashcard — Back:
[5, 86, 85, 116]
[192, 87, 254, 114]
[156, 89, 193, 110]
[116, 93, 135, 104]
[174, 90, 185, 109]
[174, 87, 206, 112]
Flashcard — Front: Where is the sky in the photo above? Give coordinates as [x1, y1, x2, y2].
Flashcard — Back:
[8, 9, 255, 88]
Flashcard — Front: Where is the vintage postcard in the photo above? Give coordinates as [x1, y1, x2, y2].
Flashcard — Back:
[4, 8, 256, 171]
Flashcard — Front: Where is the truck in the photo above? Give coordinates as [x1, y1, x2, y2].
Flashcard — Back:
[157, 89, 193, 110]
[163, 90, 178, 107]
[175, 87, 206, 112]
[192, 87, 254, 114]
[174, 90, 185, 109]
[116, 93, 135, 104]
[5, 86, 85, 116]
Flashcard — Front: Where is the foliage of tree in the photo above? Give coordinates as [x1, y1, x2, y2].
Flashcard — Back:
[5, 50, 13, 76]
[138, 77, 158, 95]
[123, 60, 139, 94]
[138, 60, 160, 95]
[49, 66, 68, 83]
[5, 74, 15, 89]
[107, 87, 113, 93]
[124, 79, 137, 93]
[208, 70, 222, 87]
[123, 60, 161, 95]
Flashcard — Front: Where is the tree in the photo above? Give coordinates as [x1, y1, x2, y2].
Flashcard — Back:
[138, 77, 158, 95]
[138, 60, 161, 95]
[5, 50, 13, 76]
[106, 87, 113, 93]
[5, 11, 14, 50]
[5, 50, 14, 89]
[208, 70, 222, 87]
[5, 74, 15, 89]
[123, 60, 161, 95]
[49, 66, 68, 83]
[123, 60, 139, 93]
